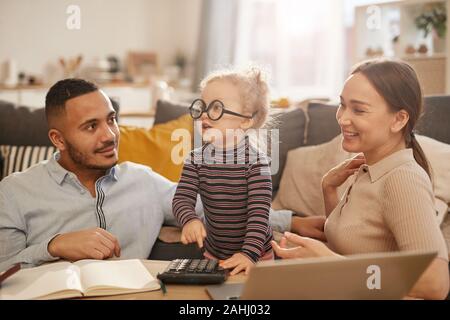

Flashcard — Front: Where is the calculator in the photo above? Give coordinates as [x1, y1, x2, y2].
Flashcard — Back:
[157, 259, 228, 285]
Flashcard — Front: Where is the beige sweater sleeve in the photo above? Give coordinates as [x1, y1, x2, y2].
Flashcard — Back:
[381, 168, 448, 261]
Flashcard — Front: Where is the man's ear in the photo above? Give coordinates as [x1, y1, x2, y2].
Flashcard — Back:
[391, 109, 409, 133]
[240, 118, 254, 130]
[48, 129, 66, 151]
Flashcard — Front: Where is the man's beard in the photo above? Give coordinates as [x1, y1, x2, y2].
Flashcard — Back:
[66, 140, 117, 171]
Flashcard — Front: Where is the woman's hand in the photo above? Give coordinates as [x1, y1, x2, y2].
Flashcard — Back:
[180, 219, 207, 248]
[322, 153, 366, 191]
[220, 252, 255, 276]
[321, 153, 365, 216]
[271, 232, 339, 259]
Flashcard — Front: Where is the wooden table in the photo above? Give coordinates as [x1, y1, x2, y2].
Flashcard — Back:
[83, 260, 246, 300]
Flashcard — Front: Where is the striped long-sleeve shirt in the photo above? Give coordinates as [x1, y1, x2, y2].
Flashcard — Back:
[172, 137, 273, 262]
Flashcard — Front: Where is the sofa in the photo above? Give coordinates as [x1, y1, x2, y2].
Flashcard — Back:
[1, 96, 450, 261]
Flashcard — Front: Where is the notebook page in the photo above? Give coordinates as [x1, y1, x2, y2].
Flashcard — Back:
[0, 262, 82, 300]
[75, 259, 159, 292]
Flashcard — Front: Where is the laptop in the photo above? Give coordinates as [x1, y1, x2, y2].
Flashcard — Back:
[206, 251, 436, 300]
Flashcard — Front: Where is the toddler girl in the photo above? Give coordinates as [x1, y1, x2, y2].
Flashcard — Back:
[172, 67, 274, 275]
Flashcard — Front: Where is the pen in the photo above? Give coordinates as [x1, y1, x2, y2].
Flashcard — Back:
[158, 277, 167, 295]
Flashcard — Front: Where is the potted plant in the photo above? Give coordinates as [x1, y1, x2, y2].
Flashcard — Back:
[415, 3, 447, 53]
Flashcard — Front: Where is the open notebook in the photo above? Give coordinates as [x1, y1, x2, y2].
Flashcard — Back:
[0, 259, 160, 300]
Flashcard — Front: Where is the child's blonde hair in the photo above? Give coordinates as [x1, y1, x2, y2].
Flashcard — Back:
[199, 66, 271, 129]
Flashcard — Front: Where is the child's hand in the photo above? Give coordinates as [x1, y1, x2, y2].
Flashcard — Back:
[220, 253, 255, 276]
[181, 219, 207, 248]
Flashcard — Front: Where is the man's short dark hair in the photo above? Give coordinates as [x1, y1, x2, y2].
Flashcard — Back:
[45, 78, 98, 122]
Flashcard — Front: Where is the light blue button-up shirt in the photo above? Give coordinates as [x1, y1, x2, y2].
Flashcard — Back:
[0, 154, 293, 270]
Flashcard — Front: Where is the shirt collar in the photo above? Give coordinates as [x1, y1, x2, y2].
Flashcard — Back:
[46, 151, 119, 185]
[363, 148, 415, 183]
[46, 152, 70, 185]
[107, 166, 119, 181]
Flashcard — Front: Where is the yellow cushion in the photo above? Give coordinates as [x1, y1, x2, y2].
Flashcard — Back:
[118, 114, 193, 182]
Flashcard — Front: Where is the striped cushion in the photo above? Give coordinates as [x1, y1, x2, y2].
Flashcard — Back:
[0, 145, 56, 179]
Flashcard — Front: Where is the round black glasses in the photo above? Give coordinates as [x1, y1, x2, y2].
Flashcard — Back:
[189, 99, 254, 121]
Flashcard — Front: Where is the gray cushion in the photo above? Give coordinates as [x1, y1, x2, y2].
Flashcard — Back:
[154, 100, 190, 125]
[271, 103, 339, 196]
[271, 109, 306, 195]
[304, 102, 341, 146]
[0, 101, 52, 146]
[417, 96, 450, 144]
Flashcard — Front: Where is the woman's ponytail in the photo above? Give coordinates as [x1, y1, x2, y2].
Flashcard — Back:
[408, 132, 432, 181]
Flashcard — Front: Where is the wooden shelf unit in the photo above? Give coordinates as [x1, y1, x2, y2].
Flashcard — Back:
[353, 0, 449, 95]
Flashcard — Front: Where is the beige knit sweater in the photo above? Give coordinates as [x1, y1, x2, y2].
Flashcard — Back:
[325, 149, 448, 261]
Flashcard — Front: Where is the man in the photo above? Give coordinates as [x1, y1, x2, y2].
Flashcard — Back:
[0, 79, 325, 271]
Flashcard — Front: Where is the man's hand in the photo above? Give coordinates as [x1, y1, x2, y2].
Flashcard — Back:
[271, 232, 339, 259]
[47, 227, 121, 261]
[220, 252, 255, 276]
[181, 219, 207, 248]
[291, 216, 327, 241]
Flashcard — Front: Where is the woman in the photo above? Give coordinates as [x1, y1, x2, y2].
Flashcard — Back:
[271, 59, 449, 300]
